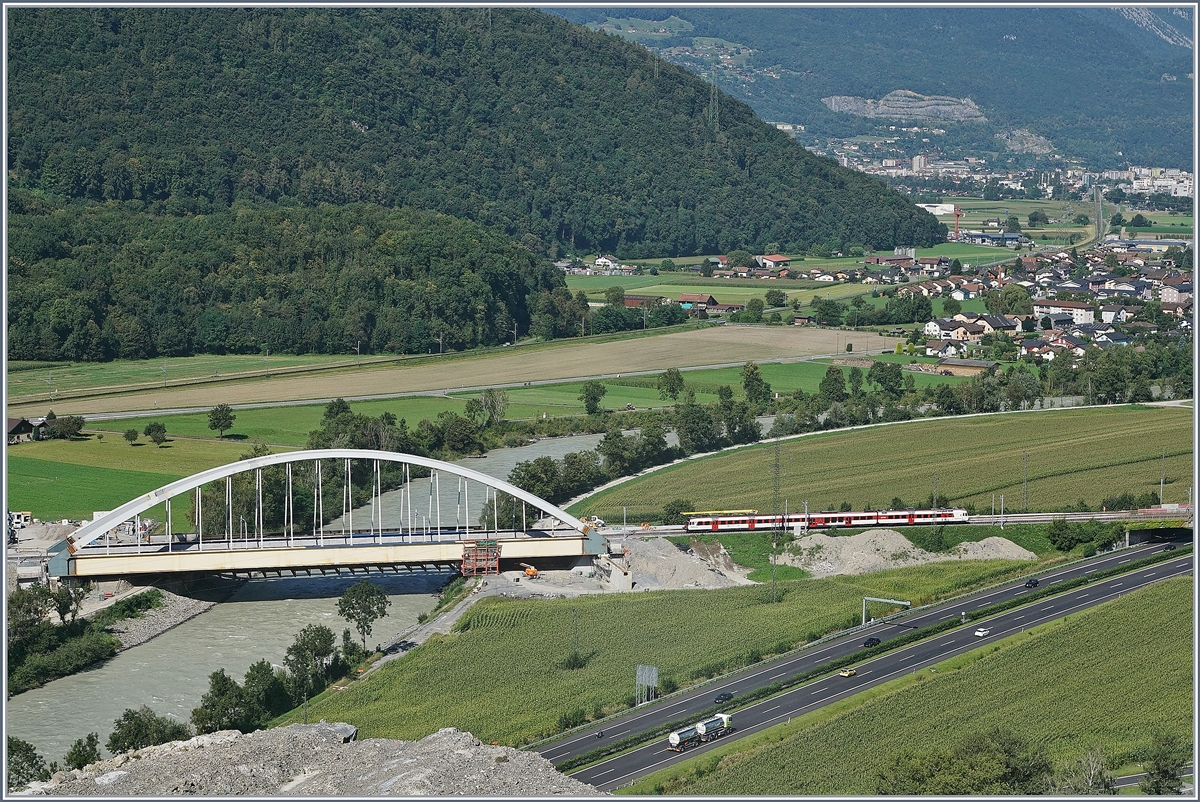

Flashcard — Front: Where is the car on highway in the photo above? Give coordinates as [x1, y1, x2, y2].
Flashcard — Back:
[713, 692, 734, 704]
[838, 668, 856, 678]
[1024, 578, 1039, 588]
[862, 637, 881, 648]
[1163, 543, 1176, 551]
[974, 627, 991, 637]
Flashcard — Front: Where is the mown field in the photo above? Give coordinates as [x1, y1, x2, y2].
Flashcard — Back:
[569, 405, 1193, 522]
[566, 276, 867, 306]
[627, 576, 1193, 795]
[8, 325, 895, 418]
[272, 558, 1036, 744]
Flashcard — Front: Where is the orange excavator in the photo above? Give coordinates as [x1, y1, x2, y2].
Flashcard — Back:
[519, 562, 539, 579]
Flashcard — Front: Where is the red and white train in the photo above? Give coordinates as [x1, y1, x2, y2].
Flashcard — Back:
[684, 507, 969, 532]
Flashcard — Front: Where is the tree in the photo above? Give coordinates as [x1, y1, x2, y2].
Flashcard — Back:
[1027, 210, 1049, 228]
[1108, 212, 1125, 228]
[579, 380, 606, 415]
[7, 583, 51, 648]
[1129, 213, 1149, 227]
[949, 258, 963, 275]
[123, 428, 139, 445]
[337, 579, 391, 651]
[191, 669, 250, 734]
[44, 415, 85, 439]
[208, 403, 236, 438]
[463, 398, 486, 425]
[743, 297, 764, 323]
[63, 732, 102, 771]
[847, 366, 864, 397]
[480, 388, 508, 425]
[868, 360, 904, 398]
[1139, 731, 1189, 795]
[143, 421, 167, 447]
[764, 289, 787, 307]
[603, 285, 625, 307]
[1073, 214, 1091, 225]
[727, 249, 755, 268]
[657, 367, 685, 401]
[818, 365, 846, 404]
[674, 393, 720, 455]
[241, 659, 292, 728]
[876, 727, 1052, 795]
[659, 259, 675, 272]
[7, 736, 50, 791]
[662, 499, 693, 525]
[1004, 215, 1021, 232]
[942, 297, 962, 317]
[741, 362, 772, 407]
[1052, 746, 1115, 795]
[106, 706, 190, 755]
[283, 624, 337, 705]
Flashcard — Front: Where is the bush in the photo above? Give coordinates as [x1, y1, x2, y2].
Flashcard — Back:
[557, 708, 587, 731]
[63, 733, 102, 771]
[6, 737, 50, 791]
[662, 499, 694, 526]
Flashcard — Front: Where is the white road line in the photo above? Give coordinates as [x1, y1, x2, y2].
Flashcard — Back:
[1119, 558, 1131, 563]
[897, 653, 913, 662]
[1112, 582, 1123, 587]
[1085, 569, 1097, 574]
[771, 672, 787, 680]
[1014, 615, 1025, 621]
[1014, 590, 1026, 595]
[811, 688, 827, 697]
[1146, 573, 1156, 577]
[594, 768, 615, 778]
[1077, 593, 1088, 598]
[940, 613, 955, 619]
[763, 705, 779, 713]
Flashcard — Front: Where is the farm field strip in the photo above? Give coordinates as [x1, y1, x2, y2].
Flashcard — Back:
[569, 405, 1193, 520]
[627, 576, 1193, 795]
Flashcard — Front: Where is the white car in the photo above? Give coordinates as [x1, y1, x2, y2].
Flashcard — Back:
[974, 627, 991, 637]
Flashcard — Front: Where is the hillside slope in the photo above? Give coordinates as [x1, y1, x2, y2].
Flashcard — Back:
[556, 7, 1193, 169]
[7, 8, 944, 258]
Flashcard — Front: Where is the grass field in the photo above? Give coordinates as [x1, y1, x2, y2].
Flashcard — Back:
[566, 276, 867, 307]
[7, 326, 902, 419]
[853, 294, 989, 318]
[627, 576, 1193, 795]
[568, 405, 1193, 522]
[6, 436, 277, 527]
[271, 558, 1040, 745]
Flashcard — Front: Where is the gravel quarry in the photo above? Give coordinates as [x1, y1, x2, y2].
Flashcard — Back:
[782, 529, 1037, 578]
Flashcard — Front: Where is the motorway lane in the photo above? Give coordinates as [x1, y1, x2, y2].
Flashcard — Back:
[534, 538, 1189, 767]
[571, 555, 1193, 791]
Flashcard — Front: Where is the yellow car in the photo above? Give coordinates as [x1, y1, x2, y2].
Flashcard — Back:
[838, 668, 857, 678]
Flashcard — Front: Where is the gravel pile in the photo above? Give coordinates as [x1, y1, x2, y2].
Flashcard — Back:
[17, 724, 603, 797]
[624, 536, 751, 590]
[783, 529, 1036, 578]
[102, 588, 218, 651]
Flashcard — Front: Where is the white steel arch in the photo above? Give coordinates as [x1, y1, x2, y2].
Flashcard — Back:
[68, 449, 590, 552]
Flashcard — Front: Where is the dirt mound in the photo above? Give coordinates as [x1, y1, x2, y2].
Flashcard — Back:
[783, 529, 1035, 578]
[624, 536, 753, 590]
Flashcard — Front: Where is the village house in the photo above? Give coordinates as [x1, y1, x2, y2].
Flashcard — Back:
[758, 254, 791, 269]
[1160, 283, 1192, 305]
[1032, 299, 1095, 325]
[678, 293, 718, 311]
[7, 417, 45, 445]
[924, 339, 966, 358]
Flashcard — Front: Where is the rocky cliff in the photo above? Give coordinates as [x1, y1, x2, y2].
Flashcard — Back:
[822, 90, 987, 123]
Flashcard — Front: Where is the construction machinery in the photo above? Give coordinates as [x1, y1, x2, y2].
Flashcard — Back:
[519, 562, 539, 579]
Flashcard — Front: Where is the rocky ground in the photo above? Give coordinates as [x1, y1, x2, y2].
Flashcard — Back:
[15, 724, 602, 797]
[782, 529, 1037, 578]
[102, 587, 225, 650]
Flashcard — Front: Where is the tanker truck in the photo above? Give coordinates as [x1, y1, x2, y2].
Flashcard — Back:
[666, 713, 733, 752]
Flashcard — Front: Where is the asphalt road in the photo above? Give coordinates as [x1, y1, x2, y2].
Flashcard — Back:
[531, 541, 1191, 790]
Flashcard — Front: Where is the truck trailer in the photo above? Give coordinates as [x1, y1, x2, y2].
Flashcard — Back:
[667, 713, 733, 752]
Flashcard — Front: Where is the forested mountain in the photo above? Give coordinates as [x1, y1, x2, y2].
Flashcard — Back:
[7, 201, 574, 361]
[7, 7, 944, 260]
[555, 8, 1194, 169]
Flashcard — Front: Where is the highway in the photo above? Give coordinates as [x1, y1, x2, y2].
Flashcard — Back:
[530, 540, 1191, 790]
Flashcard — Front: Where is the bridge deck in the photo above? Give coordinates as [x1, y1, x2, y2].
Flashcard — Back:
[59, 532, 601, 579]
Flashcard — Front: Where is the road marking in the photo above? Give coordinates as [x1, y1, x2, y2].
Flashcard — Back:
[1146, 573, 1156, 577]
[1014, 615, 1025, 621]
[1085, 569, 1097, 574]
[1014, 590, 1026, 595]
[763, 705, 779, 713]
[811, 688, 827, 697]
[1112, 582, 1123, 587]
[1119, 558, 1131, 563]
[594, 768, 615, 778]
[771, 672, 787, 680]
[1049, 579, 1061, 584]
[897, 653, 913, 662]
[1078, 593, 1088, 598]
[940, 613, 955, 619]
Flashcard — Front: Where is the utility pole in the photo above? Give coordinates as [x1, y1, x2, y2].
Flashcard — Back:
[772, 440, 782, 603]
[1022, 452, 1029, 511]
[931, 474, 939, 508]
[512, 321, 518, 345]
[999, 494, 1005, 529]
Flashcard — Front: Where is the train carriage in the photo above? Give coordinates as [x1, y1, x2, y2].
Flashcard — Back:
[685, 508, 968, 533]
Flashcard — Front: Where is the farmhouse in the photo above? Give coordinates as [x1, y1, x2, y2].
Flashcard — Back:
[677, 293, 718, 310]
[7, 417, 44, 444]
[622, 294, 666, 309]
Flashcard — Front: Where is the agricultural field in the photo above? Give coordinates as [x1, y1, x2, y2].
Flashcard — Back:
[1119, 210, 1193, 236]
[852, 293, 989, 318]
[569, 405, 1193, 523]
[6, 435, 276, 528]
[272, 558, 1038, 745]
[7, 326, 902, 419]
[566, 275, 867, 307]
[628, 576, 1193, 795]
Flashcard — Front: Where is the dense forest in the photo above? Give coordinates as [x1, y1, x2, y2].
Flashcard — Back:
[8, 8, 945, 260]
[7, 201, 576, 360]
[557, 8, 1194, 170]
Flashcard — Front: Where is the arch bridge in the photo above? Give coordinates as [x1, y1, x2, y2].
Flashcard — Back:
[49, 449, 605, 580]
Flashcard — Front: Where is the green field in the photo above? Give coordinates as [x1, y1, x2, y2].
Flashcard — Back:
[853, 293, 989, 318]
[568, 405, 1193, 522]
[566, 275, 867, 307]
[628, 576, 1193, 795]
[6, 436, 271, 527]
[272, 558, 1038, 744]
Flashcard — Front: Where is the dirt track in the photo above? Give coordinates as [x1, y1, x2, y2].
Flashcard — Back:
[12, 327, 897, 417]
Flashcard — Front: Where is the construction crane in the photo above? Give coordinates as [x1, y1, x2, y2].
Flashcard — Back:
[953, 206, 964, 241]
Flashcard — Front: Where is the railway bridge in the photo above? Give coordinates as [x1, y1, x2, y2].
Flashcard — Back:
[48, 449, 605, 581]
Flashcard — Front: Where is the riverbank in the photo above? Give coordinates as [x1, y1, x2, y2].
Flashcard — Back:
[103, 582, 243, 651]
